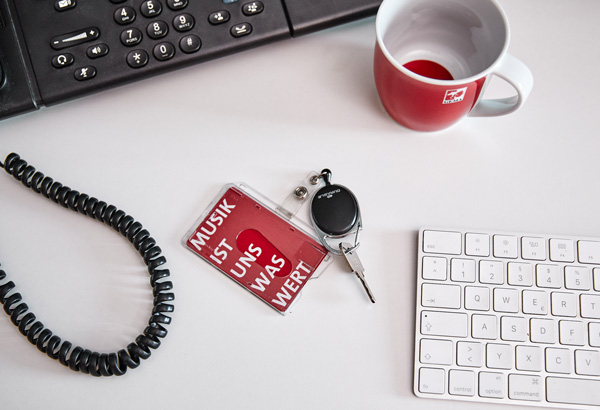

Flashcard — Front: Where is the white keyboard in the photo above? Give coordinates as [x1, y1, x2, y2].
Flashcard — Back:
[414, 228, 600, 408]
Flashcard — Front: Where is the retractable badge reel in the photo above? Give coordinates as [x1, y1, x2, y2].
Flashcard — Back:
[310, 169, 376, 303]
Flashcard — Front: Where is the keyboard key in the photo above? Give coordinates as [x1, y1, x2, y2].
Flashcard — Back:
[479, 260, 503, 284]
[421, 283, 460, 309]
[464, 286, 490, 311]
[501, 316, 527, 341]
[465, 232, 489, 256]
[536, 264, 562, 288]
[456, 341, 482, 367]
[494, 288, 519, 313]
[423, 230, 461, 255]
[421, 311, 468, 338]
[478, 372, 505, 398]
[521, 236, 546, 260]
[493, 235, 518, 259]
[508, 262, 533, 286]
[472, 314, 497, 340]
[551, 292, 577, 317]
[419, 339, 452, 365]
[575, 350, 600, 376]
[559, 320, 585, 346]
[508, 374, 542, 401]
[589, 323, 600, 347]
[422, 256, 447, 280]
[594, 268, 600, 290]
[578, 240, 600, 264]
[550, 238, 575, 262]
[530, 318, 556, 344]
[580, 294, 600, 318]
[516, 345, 542, 371]
[522, 290, 548, 315]
[450, 258, 475, 282]
[546, 348, 571, 373]
[486, 343, 512, 369]
[547, 377, 600, 406]
[418, 367, 445, 394]
[448, 369, 475, 396]
[565, 266, 591, 290]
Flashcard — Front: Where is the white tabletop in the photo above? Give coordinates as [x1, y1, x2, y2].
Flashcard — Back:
[1, 1, 600, 409]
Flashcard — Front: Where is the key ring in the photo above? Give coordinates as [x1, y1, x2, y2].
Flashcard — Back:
[338, 225, 361, 254]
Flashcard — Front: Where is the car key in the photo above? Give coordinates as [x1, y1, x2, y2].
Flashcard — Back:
[310, 169, 376, 303]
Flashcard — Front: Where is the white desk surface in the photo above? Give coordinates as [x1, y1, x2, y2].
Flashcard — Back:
[1, 1, 600, 409]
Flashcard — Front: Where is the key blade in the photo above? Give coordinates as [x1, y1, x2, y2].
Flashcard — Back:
[355, 270, 376, 303]
[340, 242, 364, 273]
[340, 242, 376, 303]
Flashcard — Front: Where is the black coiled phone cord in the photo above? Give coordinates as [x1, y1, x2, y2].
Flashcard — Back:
[0, 153, 174, 376]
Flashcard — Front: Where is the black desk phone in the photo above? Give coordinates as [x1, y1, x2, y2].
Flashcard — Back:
[0, 0, 381, 121]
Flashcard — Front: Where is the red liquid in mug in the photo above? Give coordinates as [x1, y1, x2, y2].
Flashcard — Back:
[403, 60, 454, 80]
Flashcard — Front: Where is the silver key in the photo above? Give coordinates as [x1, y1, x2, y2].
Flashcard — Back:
[340, 242, 376, 303]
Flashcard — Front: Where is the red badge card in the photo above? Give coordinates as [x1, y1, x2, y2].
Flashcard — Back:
[184, 185, 328, 314]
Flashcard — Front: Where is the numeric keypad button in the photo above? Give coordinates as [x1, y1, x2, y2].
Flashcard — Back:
[179, 35, 201, 53]
[173, 13, 194, 31]
[121, 28, 143, 46]
[114, 7, 136, 24]
[126, 50, 149, 68]
[167, 0, 187, 10]
[153, 42, 175, 61]
[147, 21, 169, 39]
[141, 0, 162, 17]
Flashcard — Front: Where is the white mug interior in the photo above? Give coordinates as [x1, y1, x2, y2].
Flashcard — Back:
[377, 0, 509, 82]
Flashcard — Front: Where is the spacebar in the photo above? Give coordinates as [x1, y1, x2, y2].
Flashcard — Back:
[547, 377, 600, 406]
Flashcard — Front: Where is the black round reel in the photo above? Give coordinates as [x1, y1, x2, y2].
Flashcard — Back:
[0, 153, 174, 376]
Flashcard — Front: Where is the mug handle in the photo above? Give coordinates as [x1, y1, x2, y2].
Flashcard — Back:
[469, 54, 534, 117]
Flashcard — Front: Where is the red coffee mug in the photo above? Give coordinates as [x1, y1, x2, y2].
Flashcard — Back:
[374, 0, 534, 132]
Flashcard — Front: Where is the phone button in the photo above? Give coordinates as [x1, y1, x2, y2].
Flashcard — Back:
[121, 28, 143, 46]
[126, 50, 149, 68]
[51, 28, 100, 50]
[231, 23, 252, 38]
[114, 7, 136, 25]
[52, 53, 75, 68]
[153, 42, 175, 61]
[74, 66, 97, 81]
[55, 0, 76, 12]
[167, 0, 188, 10]
[87, 44, 110, 59]
[179, 35, 201, 53]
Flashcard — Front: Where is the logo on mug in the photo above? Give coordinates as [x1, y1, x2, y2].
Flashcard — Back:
[443, 87, 468, 104]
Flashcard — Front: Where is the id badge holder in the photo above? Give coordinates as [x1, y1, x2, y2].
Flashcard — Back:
[183, 173, 331, 315]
